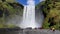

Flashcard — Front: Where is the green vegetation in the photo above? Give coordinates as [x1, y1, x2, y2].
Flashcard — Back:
[0, 0, 23, 28]
[36, 0, 60, 30]
[0, 0, 60, 30]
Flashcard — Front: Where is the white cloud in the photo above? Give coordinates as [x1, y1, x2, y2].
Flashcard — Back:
[39, 0, 45, 2]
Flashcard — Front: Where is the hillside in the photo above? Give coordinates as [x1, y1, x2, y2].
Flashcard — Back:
[0, 0, 23, 28]
[36, 0, 60, 30]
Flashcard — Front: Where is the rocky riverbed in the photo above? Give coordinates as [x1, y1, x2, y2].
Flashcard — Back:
[0, 28, 60, 34]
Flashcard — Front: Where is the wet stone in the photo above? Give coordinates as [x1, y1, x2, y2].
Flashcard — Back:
[0, 29, 60, 34]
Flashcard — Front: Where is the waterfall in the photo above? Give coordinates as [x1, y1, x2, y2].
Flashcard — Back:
[19, 0, 44, 29]
[20, 0, 36, 28]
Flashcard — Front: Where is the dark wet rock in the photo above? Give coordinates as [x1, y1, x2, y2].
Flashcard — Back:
[0, 27, 23, 32]
[25, 27, 32, 30]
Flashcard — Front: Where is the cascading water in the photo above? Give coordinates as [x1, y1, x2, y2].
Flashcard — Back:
[19, 0, 44, 29]
[20, 0, 36, 28]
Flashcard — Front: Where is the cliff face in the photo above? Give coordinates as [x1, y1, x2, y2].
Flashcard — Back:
[36, 0, 60, 30]
[0, 0, 23, 28]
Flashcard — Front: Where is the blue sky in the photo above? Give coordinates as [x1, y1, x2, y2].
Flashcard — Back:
[16, 0, 43, 5]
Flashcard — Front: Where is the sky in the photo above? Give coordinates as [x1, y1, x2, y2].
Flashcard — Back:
[16, 0, 44, 5]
